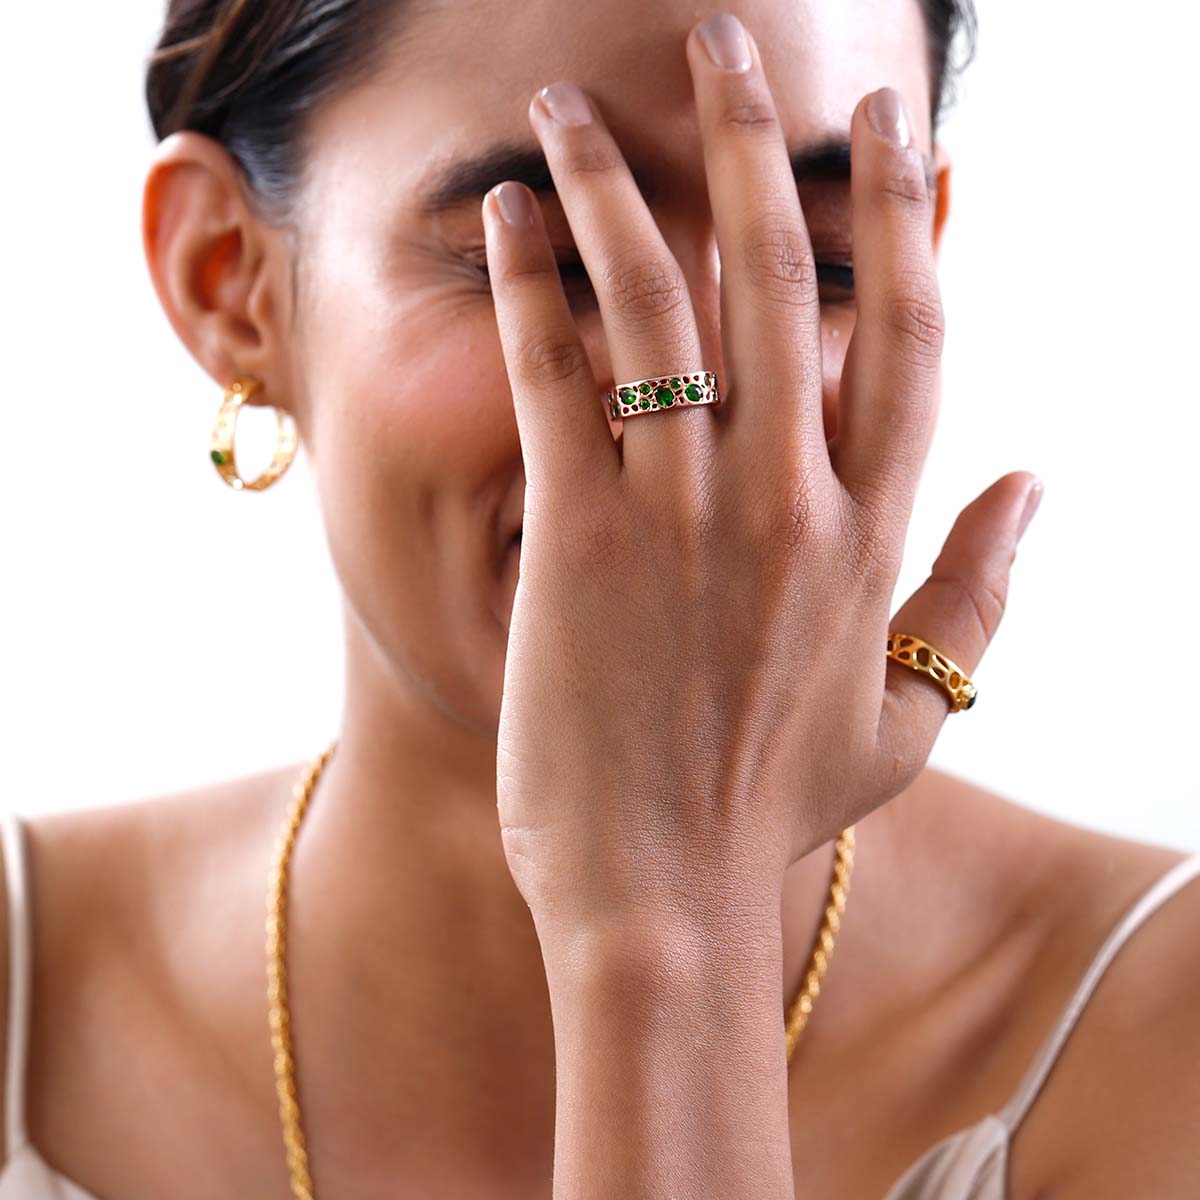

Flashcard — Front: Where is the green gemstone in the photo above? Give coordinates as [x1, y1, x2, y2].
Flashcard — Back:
[639, 398, 651, 409]
[211, 449, 227, 465]
[655, 387, 674, 407]
[620, 387, 637, 404]
[965, 692, 977, 709]
[639, 382, 651, 395]
[670, 377, 682, 388]
[684, 384, 702, 402]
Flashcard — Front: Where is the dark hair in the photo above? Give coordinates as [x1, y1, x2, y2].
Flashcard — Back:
[146, 0, 978, 218]
[922, 0, 978, 130]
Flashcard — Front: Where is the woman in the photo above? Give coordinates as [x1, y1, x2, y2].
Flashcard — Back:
[1, 0, 1196, 1196]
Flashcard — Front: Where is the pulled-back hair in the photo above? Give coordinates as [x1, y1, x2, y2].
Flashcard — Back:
[146, 0, 978, 217]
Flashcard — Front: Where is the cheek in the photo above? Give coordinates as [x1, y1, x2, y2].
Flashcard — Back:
[302, 256, 516, 477]
[307, 299, 514, 548]
[293, 237, 522, 710]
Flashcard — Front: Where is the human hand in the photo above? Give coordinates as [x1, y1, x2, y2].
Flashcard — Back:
[485, 16, 1042, 938]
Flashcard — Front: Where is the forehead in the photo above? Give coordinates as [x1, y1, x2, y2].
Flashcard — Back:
[307, 0, 931, 209]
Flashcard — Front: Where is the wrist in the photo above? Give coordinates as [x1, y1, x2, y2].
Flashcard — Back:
[535, 898, 784, 1005]
[525, 844, 786, 965]
[536, 904, 795, 1199]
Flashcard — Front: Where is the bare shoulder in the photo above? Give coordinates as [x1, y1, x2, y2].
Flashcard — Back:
[954, 777, 1200, 1198]
[16, 762, 298, 981]
[0, 760, 302, 1169]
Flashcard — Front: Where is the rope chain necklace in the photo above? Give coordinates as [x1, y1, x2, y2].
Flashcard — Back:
[266, 739, 856, 1199]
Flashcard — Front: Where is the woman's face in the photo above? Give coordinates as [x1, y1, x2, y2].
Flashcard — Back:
[284, 0, 943, 733]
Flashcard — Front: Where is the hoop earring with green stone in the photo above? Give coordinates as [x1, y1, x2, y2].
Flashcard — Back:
[210, 377, 298, 492]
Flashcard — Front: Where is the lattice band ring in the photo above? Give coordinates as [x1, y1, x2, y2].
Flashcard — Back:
[885, 633, 978, 713]
[607, 371, 720, 420]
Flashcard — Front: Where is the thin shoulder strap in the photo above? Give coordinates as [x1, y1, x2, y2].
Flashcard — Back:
[1, 809, 31, 1154]
[998, 850, 1200, 1133]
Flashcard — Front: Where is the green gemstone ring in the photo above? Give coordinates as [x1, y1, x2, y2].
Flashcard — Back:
[607, 371, 720, 421]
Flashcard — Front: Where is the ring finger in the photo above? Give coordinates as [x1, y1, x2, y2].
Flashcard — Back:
[528, 81, 713, 485]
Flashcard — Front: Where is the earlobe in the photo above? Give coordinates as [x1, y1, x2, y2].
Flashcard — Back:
[931, 142, 952, 262]
[142, 131, 292, 408]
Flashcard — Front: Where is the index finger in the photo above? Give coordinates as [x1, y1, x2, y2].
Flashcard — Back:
[483, 180, 620, 502]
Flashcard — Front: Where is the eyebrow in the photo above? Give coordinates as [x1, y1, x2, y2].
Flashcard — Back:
[415, 137, 937, 213]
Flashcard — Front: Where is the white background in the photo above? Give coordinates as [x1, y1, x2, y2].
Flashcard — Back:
[2, 2, 1197, 851]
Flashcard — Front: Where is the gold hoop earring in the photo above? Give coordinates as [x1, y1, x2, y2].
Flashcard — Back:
[210, 377, 299, 492]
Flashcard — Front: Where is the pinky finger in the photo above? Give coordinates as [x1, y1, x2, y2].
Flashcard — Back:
[483, 181, 619, 499]
[874, 471, 1043, 786]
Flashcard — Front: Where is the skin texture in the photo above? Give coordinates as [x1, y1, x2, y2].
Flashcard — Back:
[1, 1, 1198, 1197]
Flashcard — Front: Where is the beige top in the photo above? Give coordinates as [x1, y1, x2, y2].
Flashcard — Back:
[0, 807, 1197, 1199]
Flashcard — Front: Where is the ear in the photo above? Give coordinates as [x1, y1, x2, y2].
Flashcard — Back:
[930, 141, 952, 264]
[142, 131, 297, 413]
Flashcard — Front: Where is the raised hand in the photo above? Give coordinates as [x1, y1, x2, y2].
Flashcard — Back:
[485, 15, 1040, 941]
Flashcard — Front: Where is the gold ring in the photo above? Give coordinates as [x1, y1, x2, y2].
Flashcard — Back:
[607, 371, 720, 420]
[885, 633, 977, 712]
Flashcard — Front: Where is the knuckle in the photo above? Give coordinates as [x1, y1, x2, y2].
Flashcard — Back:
[843, 495, 903, 600]
[876, 153, 930, 207]
[930, 562, 1008, 644]
[835, 487, 902, 600]
[853, 446, 926, 518]
[741, 213, 820, 308]
[749, 467, 829, 563]
[603, 254, 691, 324]
[560, 504, 630, 577]
[716, 88, 780, 134]
[879, 278, 946, 367]
[559, 138, 625, 180]
[784, 472, 830, 559]
[497, 255, 565, 288]
[513, 329, 592, 389]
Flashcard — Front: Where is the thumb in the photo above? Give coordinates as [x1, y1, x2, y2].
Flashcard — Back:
[875, 470, 1043, 780]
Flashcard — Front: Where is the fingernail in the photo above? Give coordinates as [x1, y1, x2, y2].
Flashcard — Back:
[867, 87, 912, 148]
[537, 81, 593, 126]
[493, 181, 534, 226]
[698, 13, 752, 72]
[1016, 479, 1044, 540]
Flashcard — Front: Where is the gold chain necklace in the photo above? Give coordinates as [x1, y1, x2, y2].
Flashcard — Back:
[266, 740, 856, 1200]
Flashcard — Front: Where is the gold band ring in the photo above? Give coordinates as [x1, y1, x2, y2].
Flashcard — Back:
[886, 633, 977, 713]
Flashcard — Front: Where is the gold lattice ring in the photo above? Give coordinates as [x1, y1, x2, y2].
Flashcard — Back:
[885, 632, 977, 712]
[210, 377, 299, 491]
